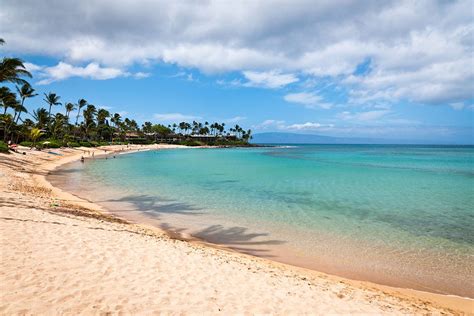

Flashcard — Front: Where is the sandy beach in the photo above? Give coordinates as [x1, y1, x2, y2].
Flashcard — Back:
[1, 145, 472, 314]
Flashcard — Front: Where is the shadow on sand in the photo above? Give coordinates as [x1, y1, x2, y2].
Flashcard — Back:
[98, 194, 286, 258]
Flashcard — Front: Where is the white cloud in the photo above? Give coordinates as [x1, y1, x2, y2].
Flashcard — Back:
[285, 122, 335, 130]
[224, 116, 247, 123]
[242, 70, 298, 89]
[26, 62, 148, 85]
[23, 62, 43, 72]
[133, 72, 151, 79]
[153, 113, 202, 122]
[254, 119, 333, 131]
[449, 102, 465, 110]
[2, 0, 472, 105]
[337, 110, 391, 122]
[284, 92, 332, 109]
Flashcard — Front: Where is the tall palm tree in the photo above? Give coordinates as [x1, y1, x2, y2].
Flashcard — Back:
[64, 102, 76, 122]
[16, 83, 37, 117]
[96, 108, 110, 125]
[75, 98, 87, 125]
[110, 112, 121, 129]
[43, 92, 61, 129]
[13, 103, 28, 124]
[82, 104, 97, 139]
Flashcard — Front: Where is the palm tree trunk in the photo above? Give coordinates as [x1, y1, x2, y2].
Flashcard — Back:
[75, 108, 80, 126]
[47, 104, 52, 131]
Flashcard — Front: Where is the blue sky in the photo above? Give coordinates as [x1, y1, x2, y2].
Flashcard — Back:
[1, 0, 473, 143]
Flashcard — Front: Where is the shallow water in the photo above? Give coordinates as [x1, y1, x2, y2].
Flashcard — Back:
[49, 145, 474, 297]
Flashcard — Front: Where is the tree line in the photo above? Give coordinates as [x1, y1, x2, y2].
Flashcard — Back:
[0, 39, 252, 149]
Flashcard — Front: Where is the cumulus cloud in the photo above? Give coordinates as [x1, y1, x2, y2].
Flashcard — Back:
[284, 92, 332, 109]
[25, 61, 148, 85]
[2, 0, 473, 105]
[242, 70, 298, 89]
[153, 113, 202, 122]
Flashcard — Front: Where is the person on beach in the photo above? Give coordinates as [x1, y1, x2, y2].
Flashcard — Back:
[80, 156, 84, 163]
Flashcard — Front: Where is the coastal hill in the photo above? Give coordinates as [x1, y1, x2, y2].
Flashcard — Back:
[252, 132, 397, 144]
[251, 132, 454, 145]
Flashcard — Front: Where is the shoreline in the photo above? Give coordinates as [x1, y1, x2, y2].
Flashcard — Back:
[1, 144, 472, 314]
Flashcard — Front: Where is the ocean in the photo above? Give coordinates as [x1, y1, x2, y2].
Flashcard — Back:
[49, 145, 474, 297]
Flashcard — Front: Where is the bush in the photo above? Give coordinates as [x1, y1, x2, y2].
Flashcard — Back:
[128, 138, 153, 145]
[67, 141, 80, 147]
[0, 141, 9, 153]
[79, 141, 92, 147]
[178, 140, 203, 147]
[20, 141, 33, 147]
[41, 140, 62, 148]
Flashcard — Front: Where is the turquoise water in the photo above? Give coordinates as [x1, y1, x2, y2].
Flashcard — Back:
[50, 145, 474, 297]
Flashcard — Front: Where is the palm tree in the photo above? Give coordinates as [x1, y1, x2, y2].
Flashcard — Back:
[0, 58, 32, 85]
[43, 92, 61, 129]
[82, 104, 97, 139]
[64, 102, 76, 122]
[29, 128, 43, 148]
[16, 83, 37, 117]
[0, 38, 5, 45]
[111, 113, 121, 128]
[96, 108, 110, 125]
[1, 87, 17, 114]
[51, 113, 66, 139]
[13, 103, 28, 124]
[75, 99, 87, 125]
[32, 108, 49, 129]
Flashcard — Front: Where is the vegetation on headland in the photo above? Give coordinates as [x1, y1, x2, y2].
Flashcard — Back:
[0, 39, 253, 151]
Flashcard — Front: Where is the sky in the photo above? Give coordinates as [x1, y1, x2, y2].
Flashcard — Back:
[1, 0, 473, 143]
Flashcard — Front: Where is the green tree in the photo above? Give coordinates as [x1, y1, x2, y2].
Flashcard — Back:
[1, 87, 16, 115]
[29, 127, 43, 148]
[75, 99, 87, 125]
[0, 58, 31, 85]
[43, 92, 61, 130]
[64, 102, 76, 122]
[32, 108, 49, 129]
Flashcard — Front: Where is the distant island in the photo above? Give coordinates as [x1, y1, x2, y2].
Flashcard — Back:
[251, 132, 471, 145]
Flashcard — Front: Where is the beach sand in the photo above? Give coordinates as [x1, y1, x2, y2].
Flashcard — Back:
[1, 145, 472, 314]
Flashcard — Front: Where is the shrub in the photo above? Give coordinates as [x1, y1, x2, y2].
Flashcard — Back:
[79, 141, 92, 147]
[0, 141, 9, 153]
[179, 140, 203, 147]
[20, 141, 33, 147]
[128, 138, 153, 144]
[67, 141, 80, 147]
[41, 140, 62, 148]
